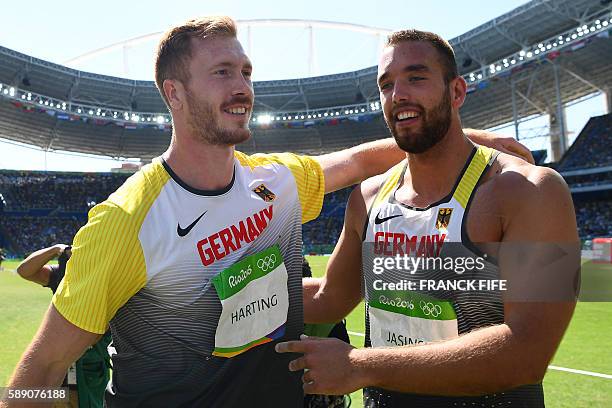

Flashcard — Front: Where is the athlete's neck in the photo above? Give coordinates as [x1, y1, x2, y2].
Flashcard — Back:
[399, 121, 475, 207]
[162, 131, 235, 192]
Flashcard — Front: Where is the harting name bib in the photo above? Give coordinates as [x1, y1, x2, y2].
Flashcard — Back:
[212, 245, 289, 357]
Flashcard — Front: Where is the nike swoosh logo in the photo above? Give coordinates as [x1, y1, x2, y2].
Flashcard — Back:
[177, 211, 207, 237]
[374, 212, 402, 225]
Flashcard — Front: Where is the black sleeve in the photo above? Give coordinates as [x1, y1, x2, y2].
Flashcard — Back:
[44, 264, 64, 294]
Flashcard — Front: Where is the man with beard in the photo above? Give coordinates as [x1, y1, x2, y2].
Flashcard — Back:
[278, 30, 578, 407]
[4, 19, 532, 408]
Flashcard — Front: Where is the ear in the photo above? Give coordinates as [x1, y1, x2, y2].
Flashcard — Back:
[450, 76, 467, 110]
[163, 79, 185, 111]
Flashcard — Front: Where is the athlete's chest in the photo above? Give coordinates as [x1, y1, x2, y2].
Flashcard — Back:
[370, 177, 504, 246]
[138, 167, 301, 298]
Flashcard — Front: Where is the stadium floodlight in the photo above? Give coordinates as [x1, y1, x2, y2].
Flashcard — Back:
[604, 21, 609, 26]
[89, 110, 94, 115]
[318, 114, 322, 117]
[323, 113, 328, 117]
[257, 114, 272, 124]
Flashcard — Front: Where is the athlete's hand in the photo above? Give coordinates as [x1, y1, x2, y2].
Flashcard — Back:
[276, 335, 367, 395]
[464, 129, 535, 164]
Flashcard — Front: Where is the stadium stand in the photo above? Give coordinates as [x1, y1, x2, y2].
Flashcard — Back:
[574, 199, 612, 239]
[558, 113, 612, 171]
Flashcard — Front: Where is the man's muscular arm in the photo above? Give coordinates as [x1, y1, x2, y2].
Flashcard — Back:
[303, 181, 377, 323]
[284, 164, 577, 396]
[315, 131, 532, 193]
[16, 245, 68, 286]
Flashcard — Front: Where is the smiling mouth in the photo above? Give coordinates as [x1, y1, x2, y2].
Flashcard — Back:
[395, 110, 420, 121]
[224, 106, 248, 115]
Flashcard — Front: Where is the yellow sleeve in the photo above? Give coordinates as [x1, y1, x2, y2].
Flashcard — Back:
[52, 202, 147, 334]
[237, 151, 325, 224]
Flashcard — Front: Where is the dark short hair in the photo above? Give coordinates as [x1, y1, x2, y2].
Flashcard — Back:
[155, 16, 238, 107]
[386, 29, 458, 83]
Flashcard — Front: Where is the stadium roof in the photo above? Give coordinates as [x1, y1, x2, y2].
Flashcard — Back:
[0, 0, 610, 159]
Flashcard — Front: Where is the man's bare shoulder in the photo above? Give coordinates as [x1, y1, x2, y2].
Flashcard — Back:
[488, 153, 569, 204]
[360, 172, 389, 205]
[484, 153, 575, 241]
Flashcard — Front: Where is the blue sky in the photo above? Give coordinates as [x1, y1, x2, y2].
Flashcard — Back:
[0, 0, 607, 171]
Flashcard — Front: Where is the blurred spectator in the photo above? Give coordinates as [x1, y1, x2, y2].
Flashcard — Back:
[574, 200, 612, 239]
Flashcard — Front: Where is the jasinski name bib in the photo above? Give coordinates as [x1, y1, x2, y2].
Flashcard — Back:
[212, 245, 288, 357]
[368, 290, 457, 347]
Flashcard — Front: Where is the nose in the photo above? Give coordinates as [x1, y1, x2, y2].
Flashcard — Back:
[232, 73, 253, 100]
[392, 80, 410, 104]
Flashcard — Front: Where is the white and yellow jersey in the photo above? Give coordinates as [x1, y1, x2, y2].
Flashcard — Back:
[362, 146, 544, 407]
[53, 151, 325, 407]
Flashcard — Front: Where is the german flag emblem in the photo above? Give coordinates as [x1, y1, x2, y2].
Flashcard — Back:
[436, 208, 453, 230]
[253, 184, 276, 202]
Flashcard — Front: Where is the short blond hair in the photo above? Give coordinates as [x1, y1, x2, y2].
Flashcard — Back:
[154, 16, 238, 107]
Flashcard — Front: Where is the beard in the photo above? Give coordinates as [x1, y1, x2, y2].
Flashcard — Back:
[386, 86, 452, 154]
[185, 89, 252, 146]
